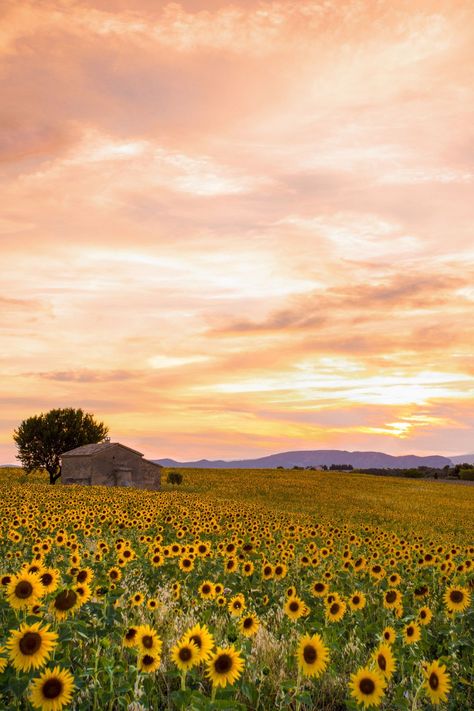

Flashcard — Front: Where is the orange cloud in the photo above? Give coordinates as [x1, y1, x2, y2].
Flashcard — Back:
[1, 0, 473, 463]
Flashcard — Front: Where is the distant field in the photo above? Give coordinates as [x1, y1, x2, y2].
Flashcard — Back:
[161, 467, 474, 543]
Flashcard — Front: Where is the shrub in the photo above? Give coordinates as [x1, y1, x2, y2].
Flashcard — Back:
[459, 468, 474, 481]
[167, 471, 183, 485]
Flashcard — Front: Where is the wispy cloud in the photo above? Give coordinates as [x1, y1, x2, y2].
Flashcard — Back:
[1, 0, 473, 462]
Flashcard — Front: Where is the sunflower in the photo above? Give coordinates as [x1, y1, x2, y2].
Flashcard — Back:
[422, 659, 451, 705]
[228, 594, 246, 617]
[261, 563, 274, 580]
[443, 585, 471, 613]
[310, 581, 328, 598]
[325, 599, 346, 623]
[130, 592, 144, 607]
[403, 621, 421, 645]
[39, 569, 60, 594]
[107, 567, 122, 583]
[123, 626, 139, 648]
[0, 647, 7, 673]
[349, 667, 386, 709]
[136, 625, 162, 655]
[170, 639, 200, 671]
[29, 665, 75, 711]
[199, 581, 215, 600]
[138, 653, 161, 673]
[183, 623, 215, 662]
[242, 561, 254, 576]
[205, 645, 244, 688]
[73, 583, 92, 607]
[147, 598, 159, 611]
[75, 567, 93, 585]
[348, 592, 366, 611]
[297, 633, 329, 678]
[381, 626, 396, 645]
[7, 622, 58, 672]
[418, 606, 433, 625]
[371, 644, 396, 680]
[383, 589, 402, 610]
[274, 563, 287, 580]
[239, 613, 260, 638]
[179, 556, 194, 573]
[284, 595, 308, 621]
[224, 557, 238, 574]
[413, 584, 429, 600]
[50, 589, 79, 620]
[7, 571, 45, 610]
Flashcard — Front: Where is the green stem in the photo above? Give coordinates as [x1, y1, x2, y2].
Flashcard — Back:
[180, 669, 187, 691]
[295, 668, 302, 711]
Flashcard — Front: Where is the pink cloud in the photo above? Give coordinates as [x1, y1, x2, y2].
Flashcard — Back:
[1, 0, 473, 463]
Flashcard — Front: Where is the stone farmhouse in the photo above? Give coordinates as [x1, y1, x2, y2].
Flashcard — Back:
[61, 440, 162, 490]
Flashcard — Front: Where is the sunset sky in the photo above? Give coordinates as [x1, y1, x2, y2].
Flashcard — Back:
[1, 0, 474, 463]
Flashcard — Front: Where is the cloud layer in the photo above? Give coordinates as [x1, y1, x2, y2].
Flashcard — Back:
[1, 0, 473, 462]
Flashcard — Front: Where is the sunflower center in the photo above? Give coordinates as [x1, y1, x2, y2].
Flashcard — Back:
[41, 573, 53, 586]
[303, 645, 317, 664]
[125, 628, 137, 640]
[19, 631, 42, 655]
[353, 596, 360, 605]
[77, 571, 87, 583]
[202, 585, 211, 594]
[214, 654, 232, 674]
[407, 626, 414, 637]
[377, 654, 387, 671]
[264, 567, 271, 576]
[330, 603, 339, 615]
[386, 591, 397, 603]
[42, 678, 63, 699]
[289, 601, 299, 612]
[429, 672, 439, 690]
[450, 590, 463, 603]
[142, 654, 154, 666]
[14, 581, 34, 599]
[189, 635, 202, 649]
[54, 590, 77, 611]
[142, 635, 153, 649]
[360, 678, 375, 695]
[243, 618, 253, 629]
[179, 647, 192, 661]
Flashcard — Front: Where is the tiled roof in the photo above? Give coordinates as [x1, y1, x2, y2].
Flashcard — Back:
[62, 442, 144, 457]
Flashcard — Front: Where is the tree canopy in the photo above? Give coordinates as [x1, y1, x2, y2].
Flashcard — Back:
[13, 408, 108, 484]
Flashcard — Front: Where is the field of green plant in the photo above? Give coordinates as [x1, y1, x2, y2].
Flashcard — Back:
[0, 466, 472, 710]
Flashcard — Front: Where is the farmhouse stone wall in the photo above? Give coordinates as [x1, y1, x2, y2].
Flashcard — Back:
[61, 442, 161, 490]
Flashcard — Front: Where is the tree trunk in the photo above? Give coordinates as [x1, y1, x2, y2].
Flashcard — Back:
[48, 468, 61, 485]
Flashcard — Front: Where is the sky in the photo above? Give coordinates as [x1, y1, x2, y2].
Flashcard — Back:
[1, 0, 474, 463]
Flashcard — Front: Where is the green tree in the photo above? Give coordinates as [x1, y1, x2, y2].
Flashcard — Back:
[13, 408, 108, 484]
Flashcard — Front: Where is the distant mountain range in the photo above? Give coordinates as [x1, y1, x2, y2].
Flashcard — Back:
[449, 454, 474, 465]
[155, 449, 453, 469]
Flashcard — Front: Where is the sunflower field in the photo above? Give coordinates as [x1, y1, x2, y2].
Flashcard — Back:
[0, 466, 472, 710]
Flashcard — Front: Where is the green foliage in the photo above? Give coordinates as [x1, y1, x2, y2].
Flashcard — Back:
[167, 470, 183, 485]
[13, 407, 108, 485]
[459, 468, 474, 481]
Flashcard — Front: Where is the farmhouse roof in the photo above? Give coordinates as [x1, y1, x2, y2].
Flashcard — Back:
[62, 442, 144, 457]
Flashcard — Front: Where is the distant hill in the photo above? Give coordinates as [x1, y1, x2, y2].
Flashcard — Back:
[450, 454, 474, 465]
[155, 450, 452, 469]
